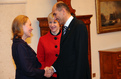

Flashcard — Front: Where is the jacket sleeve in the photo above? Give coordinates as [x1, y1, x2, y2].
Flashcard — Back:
[17, 43, 45, 78]
[37, 38, 45, 69]
[75, 22, 91, 79]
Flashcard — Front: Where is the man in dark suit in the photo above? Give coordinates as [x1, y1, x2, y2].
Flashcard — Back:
[50, 1, 91, 79]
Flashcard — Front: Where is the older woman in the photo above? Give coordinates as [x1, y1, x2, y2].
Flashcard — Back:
[37, 13, 62, 79]
[11, 15, 53, 79]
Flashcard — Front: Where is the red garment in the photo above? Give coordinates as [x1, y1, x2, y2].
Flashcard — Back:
[37, 31, 62, 77]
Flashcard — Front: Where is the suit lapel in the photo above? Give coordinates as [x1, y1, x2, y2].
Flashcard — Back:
[60, 18, 76, 45]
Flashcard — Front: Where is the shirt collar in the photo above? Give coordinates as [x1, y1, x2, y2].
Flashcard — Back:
[64, 16, 74, 27]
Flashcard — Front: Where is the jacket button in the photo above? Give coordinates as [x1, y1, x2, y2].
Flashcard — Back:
[55, 54, 59, 57]
[54, 37, 57, 40]
[55, 45, 57, 48]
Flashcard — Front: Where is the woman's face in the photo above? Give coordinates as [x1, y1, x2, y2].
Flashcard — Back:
[22, 19, 33, 40]
[48, 19, 60, 34]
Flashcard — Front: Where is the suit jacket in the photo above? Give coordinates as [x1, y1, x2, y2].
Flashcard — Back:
[12, 37, 45, 79]
[37, 31, 62, 77]
[53, 17, 91, 79]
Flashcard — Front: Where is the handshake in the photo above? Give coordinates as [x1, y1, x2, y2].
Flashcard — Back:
[44, 66, 54, 78]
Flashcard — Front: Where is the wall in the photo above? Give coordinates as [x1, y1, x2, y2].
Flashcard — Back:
[0, 1, 26, 79]
[0, 0, 121, 79]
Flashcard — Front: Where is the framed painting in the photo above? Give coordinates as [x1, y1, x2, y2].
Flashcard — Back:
[96, 0, 121, 34]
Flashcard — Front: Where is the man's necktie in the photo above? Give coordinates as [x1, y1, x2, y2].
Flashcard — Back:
[63, 26, 68, 35]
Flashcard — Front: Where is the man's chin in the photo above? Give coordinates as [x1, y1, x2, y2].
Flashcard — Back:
[58, 21, 62, 24]
[60, 22, 64, 25]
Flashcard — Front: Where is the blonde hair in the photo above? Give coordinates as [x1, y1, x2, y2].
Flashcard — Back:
[47, 12, 55, 22]
[12, 15, 28, 39]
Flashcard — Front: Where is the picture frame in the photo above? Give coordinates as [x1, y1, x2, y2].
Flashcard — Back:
[96, 0, 121, 34]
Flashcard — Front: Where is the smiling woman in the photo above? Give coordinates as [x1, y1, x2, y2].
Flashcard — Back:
[37, 12, 62, 79]
[11, 15, 50, 79]
[0, 0, 26, 4]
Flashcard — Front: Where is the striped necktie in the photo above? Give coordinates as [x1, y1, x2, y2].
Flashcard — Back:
[63, 26, 68, 35]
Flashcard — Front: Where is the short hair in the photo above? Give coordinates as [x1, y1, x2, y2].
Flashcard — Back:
[12, 15, 28, 39]
[48, 12, 55, 22]
[56, 1, 70, 13]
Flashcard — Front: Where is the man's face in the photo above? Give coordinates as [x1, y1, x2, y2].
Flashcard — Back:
[52, 5, 64, 25]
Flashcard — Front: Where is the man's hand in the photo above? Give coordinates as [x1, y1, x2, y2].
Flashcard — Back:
[44, 66, 54, 78]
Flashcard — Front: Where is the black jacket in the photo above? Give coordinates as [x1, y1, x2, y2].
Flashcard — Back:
[12, 37, 45, 79]
[53, 17, 91, 79]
